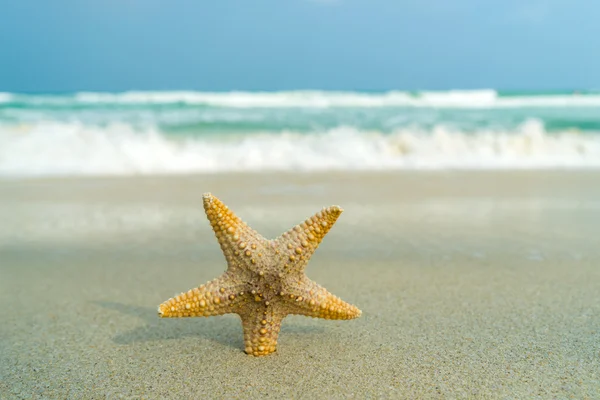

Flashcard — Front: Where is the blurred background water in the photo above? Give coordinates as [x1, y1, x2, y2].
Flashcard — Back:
[2, 90, 600, 176]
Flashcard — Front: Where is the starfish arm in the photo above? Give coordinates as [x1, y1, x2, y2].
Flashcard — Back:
[238, 305, 285, 356]
[202, 193, 268, 271]
[274, 205, 343, 273]
[283, 277, 362, 320]
[158, 273, 249, 318]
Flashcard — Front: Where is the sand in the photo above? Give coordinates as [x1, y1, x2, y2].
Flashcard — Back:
[1, 171, 599, 399]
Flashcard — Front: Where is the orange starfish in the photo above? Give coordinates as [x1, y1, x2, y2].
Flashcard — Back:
[158, 193, 362, 356]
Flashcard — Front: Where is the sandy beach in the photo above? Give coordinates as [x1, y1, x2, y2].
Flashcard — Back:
[1, 171, 599, 399]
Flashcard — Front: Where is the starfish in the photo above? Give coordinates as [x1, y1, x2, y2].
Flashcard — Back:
[158, 193, 361, 356]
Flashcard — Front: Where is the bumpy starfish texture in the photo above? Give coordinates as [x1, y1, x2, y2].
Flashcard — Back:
[158, 193, 361, 356]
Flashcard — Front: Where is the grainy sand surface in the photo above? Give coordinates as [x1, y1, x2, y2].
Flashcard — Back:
[1, 171, 599, 399]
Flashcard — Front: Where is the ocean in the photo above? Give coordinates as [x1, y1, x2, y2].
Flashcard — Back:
[1, 89, 600, 176]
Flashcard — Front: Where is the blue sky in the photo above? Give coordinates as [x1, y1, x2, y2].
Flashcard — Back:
[1, 0, 598, 92]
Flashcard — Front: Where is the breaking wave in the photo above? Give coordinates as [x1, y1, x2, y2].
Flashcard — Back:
[2, 90, 600, 108]
[1, 119, 599, 177]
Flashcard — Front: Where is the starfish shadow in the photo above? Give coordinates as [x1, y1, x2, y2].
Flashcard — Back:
[94, 301, 326, 351]
[94, 301, 243, 350]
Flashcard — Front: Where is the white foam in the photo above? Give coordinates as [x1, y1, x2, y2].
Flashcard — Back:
[64, 90, 600, 108]
[0, 92, 14, 103]
[73, 90, 417, 108]
[3, 90, 600, 108]
[1, 119, 600, 177]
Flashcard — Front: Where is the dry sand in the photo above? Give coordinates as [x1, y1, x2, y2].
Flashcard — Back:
[1, 171, 599, 399]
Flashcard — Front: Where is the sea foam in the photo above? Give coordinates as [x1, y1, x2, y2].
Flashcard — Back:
[71, 90, 600, 108]
[2, 90, 600, 176]
[3, 90, 600, 108]
[1, 119, 599, 177]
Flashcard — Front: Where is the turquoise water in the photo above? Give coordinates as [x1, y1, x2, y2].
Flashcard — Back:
[1, 90, 600, 175]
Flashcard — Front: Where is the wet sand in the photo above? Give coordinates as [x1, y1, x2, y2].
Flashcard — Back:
[1, 171, 599, 398]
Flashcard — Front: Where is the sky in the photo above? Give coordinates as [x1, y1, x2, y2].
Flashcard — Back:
[1, 0, 599, 92]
